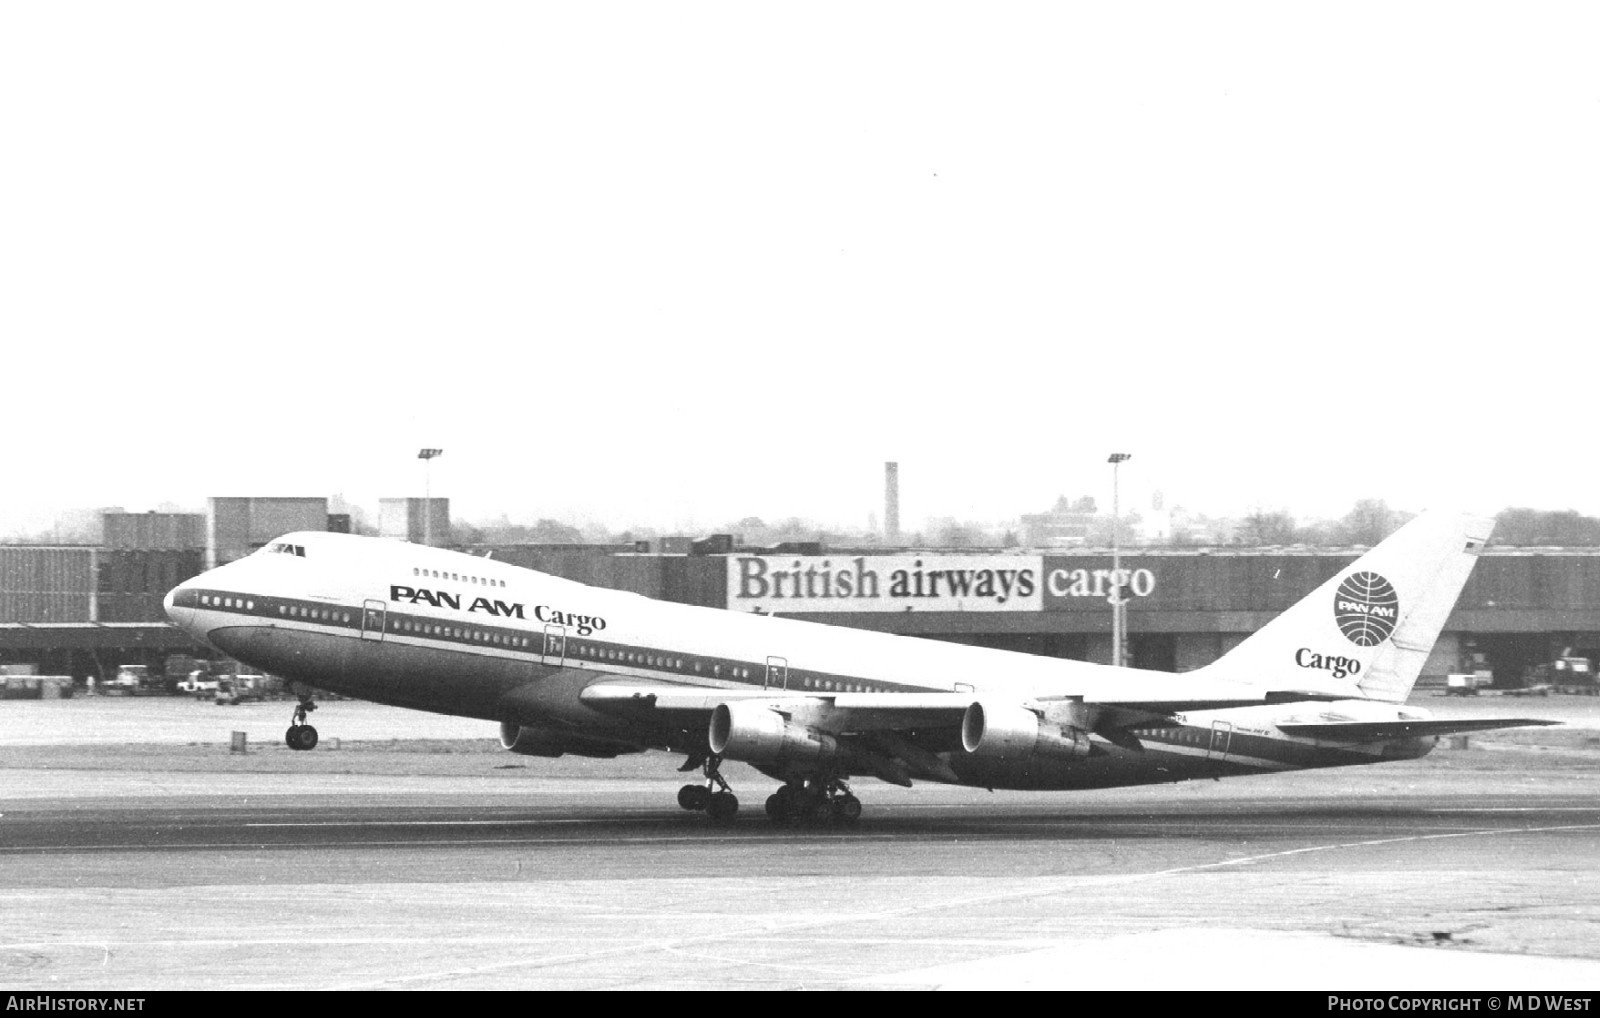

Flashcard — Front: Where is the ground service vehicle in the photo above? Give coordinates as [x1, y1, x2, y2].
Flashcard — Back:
[177, 671, 221, 697]
[214, 674, 268, 705]
[104, 665, 149, 696]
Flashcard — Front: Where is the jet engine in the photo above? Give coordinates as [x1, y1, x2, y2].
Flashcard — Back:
[498, 721, 640, 759]
[708, 701, 840, 765]
[960, 702, 1093, 761]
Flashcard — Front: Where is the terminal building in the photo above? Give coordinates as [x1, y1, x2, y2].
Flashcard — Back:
[477, 541, 1600, 688]
[3, 497, 1599, 691]
[0, 498, 360, 681]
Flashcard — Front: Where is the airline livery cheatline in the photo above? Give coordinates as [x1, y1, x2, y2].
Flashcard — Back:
[163, 511, 1554, 824]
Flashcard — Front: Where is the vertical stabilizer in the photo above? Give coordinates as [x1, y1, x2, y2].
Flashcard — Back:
[1197, 511, 1493, 702]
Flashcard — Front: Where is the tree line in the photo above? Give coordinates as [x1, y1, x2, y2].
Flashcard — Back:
[1235, 503, 1600, 548]
[8, 501, 1598, 550]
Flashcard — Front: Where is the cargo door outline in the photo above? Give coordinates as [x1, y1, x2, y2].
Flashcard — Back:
[1206, 721, 1234, 761]
[361, 600, 386, 642]
[765, 656, 788, 690]
[542, 625, 567, 667]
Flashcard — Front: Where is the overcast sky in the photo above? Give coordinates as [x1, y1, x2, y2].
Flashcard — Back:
[3, 3, 1596, 536]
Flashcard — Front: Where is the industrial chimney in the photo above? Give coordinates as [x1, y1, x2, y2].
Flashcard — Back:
[885, 462, 901, 543]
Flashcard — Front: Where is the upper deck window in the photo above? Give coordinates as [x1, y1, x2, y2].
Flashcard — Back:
[409, 566, 506, 587]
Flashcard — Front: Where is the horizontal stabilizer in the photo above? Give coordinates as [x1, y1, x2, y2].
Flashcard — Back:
[1277, 717, 1561, 742]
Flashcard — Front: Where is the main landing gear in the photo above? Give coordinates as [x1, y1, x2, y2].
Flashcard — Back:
[676, 753, 739, 821]
[285, 693, 318, 751]
[674, 759, 863, 826]
[765, 778, 861, 826]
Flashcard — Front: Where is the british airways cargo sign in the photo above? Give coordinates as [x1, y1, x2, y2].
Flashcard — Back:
[1043, 562, 1157, 604]
[728, 556, 1044, 613]
[726, 555, 1162, 613]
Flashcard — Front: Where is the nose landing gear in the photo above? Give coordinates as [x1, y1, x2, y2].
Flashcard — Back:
[285, 694, 318, 751]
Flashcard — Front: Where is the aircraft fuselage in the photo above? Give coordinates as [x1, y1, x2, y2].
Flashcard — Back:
[165, 535, 1436, 793]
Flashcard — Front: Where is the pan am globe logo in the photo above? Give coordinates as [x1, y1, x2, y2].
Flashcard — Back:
[1334, 571, 1400, 647]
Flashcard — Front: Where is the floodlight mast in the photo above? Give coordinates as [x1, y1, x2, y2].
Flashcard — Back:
[418, 448, 443, 546]
[1107, 453, 1132, 668]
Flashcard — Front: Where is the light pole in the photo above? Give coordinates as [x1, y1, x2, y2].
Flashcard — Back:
[1107, 452, 1132, 668]
[418, 448, 443, 546]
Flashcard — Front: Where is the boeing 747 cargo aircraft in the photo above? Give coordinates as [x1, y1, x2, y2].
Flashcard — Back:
[163, 510, 1553, 823]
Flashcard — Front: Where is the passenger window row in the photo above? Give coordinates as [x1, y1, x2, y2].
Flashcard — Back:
[277, 604, 352, 624]
[556, 640, 886, 692]
[412, 567, 505, 587]
[390, 617, 534, 648]
[200, 593, 256, 611]
[198, 589, 901, 696]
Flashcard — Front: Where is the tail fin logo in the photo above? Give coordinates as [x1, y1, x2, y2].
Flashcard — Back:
[1334, 571, 1399, 647]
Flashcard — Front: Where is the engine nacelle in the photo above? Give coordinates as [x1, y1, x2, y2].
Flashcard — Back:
[498, 721, 639, 759]
[961, 702, 1093, 761]
[708, 701, 839, 764]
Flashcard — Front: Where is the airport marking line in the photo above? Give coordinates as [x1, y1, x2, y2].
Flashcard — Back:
[1427, 806, 1600, 812]
[327, 819, 1600, 990]
[9, 810, 1600, 855]
[6, 820, 1595, 988]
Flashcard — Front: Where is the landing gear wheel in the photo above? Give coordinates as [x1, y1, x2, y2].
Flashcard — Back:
[706, 790, 739, 821]
[765, 778, 861, 825]
[287, 692, 319, 750]
[765, 790, 789, 820]
[766, 784, 805, 823]
[801, 789, 832, 823]
[831, 793, 862, 824]
[676, 752, 737, 821]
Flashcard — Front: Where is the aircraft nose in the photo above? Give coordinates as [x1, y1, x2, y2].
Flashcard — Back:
[164, 582, 195, 631]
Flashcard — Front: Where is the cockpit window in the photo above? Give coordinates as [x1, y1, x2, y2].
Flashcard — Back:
[265, 542, 306, 557]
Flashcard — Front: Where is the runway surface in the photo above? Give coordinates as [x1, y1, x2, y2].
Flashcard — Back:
[3, 696, 1600, 990]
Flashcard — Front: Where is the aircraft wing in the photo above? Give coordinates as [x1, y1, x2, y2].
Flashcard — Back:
[578, 684, 974, 731]
[578, 681, 1321, 737]
[1275, 717, 1561, 742]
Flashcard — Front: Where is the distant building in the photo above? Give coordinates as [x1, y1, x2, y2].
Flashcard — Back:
[379, 498, 450, 545]
[102, 511, 205, 551]
[1135, 510, 1171, 544]
[1134, 493, 1173, 543]
[1020, 510, 1096, 548]
[208, 497, 329, 567]
[0, 545, 95, 623]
